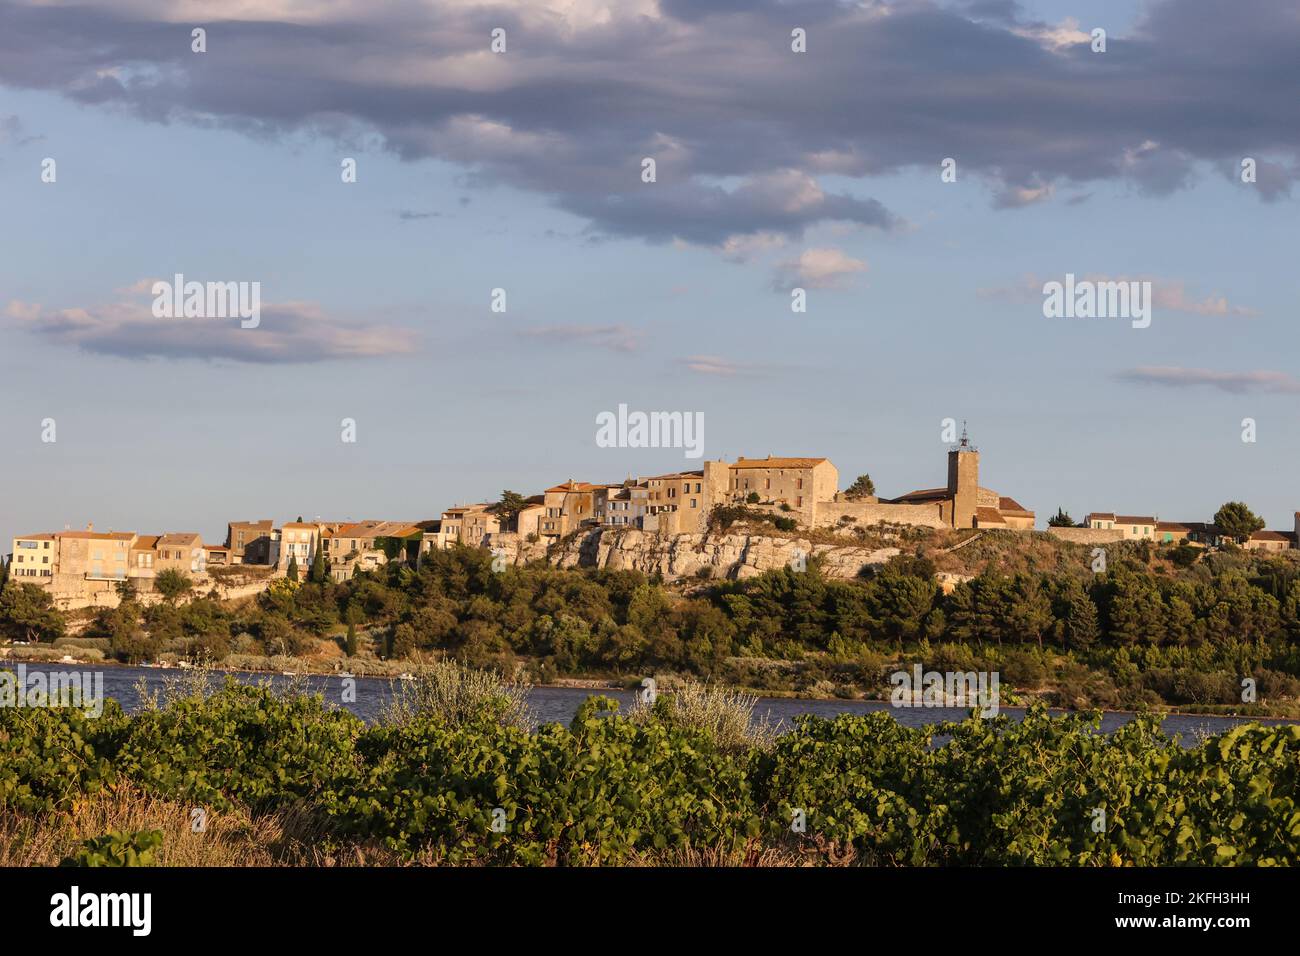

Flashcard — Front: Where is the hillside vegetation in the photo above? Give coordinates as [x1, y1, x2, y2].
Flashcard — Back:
[4, 532, 1300, 712]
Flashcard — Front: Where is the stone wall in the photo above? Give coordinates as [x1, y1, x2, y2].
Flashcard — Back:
[813, 500, 948, 530]
[1045, 527, 1126, 544]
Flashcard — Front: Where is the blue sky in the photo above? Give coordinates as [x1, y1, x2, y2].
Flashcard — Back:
[2, 0, 1298, 546]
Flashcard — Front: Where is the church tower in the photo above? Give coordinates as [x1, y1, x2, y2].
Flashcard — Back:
[946, 423, 979, 529]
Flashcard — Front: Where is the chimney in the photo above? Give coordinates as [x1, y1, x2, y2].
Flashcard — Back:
[86, 522, 93, 531]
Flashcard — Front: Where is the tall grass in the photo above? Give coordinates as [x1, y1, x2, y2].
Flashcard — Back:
[379, 658, 533, 730]
[628, 679, 776, 750]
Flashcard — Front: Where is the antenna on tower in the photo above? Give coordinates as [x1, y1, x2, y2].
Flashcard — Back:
[957, 421, 978, 452]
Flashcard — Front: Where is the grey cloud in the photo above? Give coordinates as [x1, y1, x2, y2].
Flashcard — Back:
[1116, 366, 1300, 394]
[516, 323, 641, 352]
[6, 297, 419, 364]
[0, 0, 1298, 249]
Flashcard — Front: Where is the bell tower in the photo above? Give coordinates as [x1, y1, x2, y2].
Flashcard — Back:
[946, 422, 979, 529]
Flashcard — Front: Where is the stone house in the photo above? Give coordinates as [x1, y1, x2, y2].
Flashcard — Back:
[225, 519, 275, 564]
[155, 532, 206, 575]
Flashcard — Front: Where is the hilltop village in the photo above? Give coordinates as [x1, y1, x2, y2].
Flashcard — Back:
[7, 433, 1297, 610]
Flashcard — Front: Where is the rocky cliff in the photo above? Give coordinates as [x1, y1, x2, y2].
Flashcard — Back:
[490, 528, 899, 582]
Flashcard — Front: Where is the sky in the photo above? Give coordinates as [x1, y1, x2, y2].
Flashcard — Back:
[2, 0, 1299, 547]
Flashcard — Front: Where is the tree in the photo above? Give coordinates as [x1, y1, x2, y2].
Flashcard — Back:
[286, 556, 300, 583]
[844, 475, 876, 500]
[1213, 501, 1265, 543]
[114, 578, 137, 602]
[154, 569, 193, 604]
[310, 547, 327, 584]
[1047, 508, 1076, 528]
[0, 584, 66, 643]
[0, 555, 9, 592]
[345, 621, 358, 657]
[746, 491, 760, 504]
[498, 490, 528, 530]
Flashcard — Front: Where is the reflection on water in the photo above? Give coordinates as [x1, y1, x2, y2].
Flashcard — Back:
[10, 665, 1297, 744]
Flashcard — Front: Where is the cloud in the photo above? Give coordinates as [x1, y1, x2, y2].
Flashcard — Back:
[771, 247, 867, 291]
[678, 354, 762, 377]
[1116, 366, 1300, 394]
[992, 181, 1054, 209]
[980, 274, 1257, 316]
[516, 323, 640, 352]
[5, 292, 418, 363]
[5, 0, 1297, 253]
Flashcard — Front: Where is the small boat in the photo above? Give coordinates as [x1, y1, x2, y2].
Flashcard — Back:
[337, 671, 355, 678]
[398, 672, 415, 681]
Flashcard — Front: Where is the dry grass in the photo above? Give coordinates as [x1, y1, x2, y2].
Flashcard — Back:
[0, 789, 853, 867]
[628, 679, 777, 751]
[379, 657, 533, 730]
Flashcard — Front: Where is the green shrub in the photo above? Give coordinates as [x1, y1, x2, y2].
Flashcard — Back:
[60, 829, 164, 867]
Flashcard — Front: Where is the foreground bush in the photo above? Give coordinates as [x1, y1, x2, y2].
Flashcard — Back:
[1, 675, 1297, 866]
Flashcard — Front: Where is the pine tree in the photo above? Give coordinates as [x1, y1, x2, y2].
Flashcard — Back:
[287, 556, 299, 582]
[345, 621, 358, 657]
[310, 547, 326, 584]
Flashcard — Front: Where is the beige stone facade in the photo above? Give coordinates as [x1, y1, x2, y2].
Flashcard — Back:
[156, 532, 206, 575]
[726, 457, 838, 527]
[277, 522, 319, 574]
[1084, 513, 1157, 540]
[879, 435, 1035, 531]
[226, 520, 274, 565]
[9, 533, 56, 583]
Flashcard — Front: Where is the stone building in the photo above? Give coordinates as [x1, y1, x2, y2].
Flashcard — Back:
[155, 532, 206, 575]
[1083, 513, 1157, 539]
[876, 431, 1036, 530]
[277, 522, 320, 574]
[225, 519, 275, 564]
[725, 457, 838, 527]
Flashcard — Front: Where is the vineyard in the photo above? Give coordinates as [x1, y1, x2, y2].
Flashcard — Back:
[2, 671, 1297, 866]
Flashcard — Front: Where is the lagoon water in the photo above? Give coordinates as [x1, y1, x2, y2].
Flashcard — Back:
[13, 664, 1297, 742]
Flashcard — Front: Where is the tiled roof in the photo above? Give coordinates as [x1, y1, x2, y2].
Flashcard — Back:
[1250, 530, 1291, 542]
[1115, 515, 1157, 526]
[545, 481, 600, 493]
[891, 487, 951, 503]
[1085, 512, 1117, 522]
[57, 531, 135, 541]
[997, 496, 1033, 515]
[13, 533, 56, 540]
[1155, 521, 1189, 532]
[976, 507, 1008, 525]
[157, 532, 202, 546]
[229, 519, 273, 531]
[730, 457, 828, 470]
[132, 535, 160, 550]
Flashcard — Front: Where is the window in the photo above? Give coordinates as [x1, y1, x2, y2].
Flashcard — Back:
[797, 496, 803, 507]
[797, 478, 804, 490]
